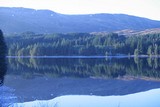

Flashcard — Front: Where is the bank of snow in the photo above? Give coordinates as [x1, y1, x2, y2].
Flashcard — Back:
[10, 88, 160, 107]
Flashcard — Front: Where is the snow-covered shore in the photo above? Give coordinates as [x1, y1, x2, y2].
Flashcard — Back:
[10, 88, 160, 107]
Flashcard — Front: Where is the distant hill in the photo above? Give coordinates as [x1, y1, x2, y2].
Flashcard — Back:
[1, 7, 160, 34]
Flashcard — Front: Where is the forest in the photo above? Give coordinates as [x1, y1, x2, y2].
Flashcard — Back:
[5, 32, 160, 56]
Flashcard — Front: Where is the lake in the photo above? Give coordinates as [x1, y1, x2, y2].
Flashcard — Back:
[1, 57, 160, 107]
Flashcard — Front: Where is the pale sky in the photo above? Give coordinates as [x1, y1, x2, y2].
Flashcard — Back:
[0, 0, 160, 20]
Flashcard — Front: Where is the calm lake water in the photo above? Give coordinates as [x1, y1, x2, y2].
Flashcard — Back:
[1, 57, 160, 106]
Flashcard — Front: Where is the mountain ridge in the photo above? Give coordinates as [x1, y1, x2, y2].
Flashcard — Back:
[1, 7, 160, 34]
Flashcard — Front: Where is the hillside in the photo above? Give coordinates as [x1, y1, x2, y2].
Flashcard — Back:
[114, 28, 160, 36]
[1, 7, 160, 34]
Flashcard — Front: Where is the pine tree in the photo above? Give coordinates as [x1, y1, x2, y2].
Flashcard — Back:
[147, 45, 153, 56]
[0, 29, 7, 86]
[134, 49, 139, 57]
[0, 30, 7, 57]
[154, 44, 158, 56]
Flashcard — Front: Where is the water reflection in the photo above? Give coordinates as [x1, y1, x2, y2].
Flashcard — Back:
[7, 57, 160, 80]
[4, 57, 160, 102]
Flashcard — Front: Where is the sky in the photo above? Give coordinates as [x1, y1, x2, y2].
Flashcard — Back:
[0, 0, 160, 20]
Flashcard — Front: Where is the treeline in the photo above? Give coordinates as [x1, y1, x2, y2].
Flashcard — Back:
[5, 32, 160, 56]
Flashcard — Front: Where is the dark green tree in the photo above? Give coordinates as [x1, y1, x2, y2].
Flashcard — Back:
[0, 29, 7, 86]
[0, 30, 7, 57]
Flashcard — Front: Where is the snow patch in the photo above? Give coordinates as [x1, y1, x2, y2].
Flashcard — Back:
[10, 88, 160, 107]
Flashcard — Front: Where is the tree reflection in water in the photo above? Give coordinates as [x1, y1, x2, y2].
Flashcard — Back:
[7, 57, 160, 80]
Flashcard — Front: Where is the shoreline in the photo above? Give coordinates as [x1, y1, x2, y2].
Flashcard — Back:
[6, 55, 160, 58]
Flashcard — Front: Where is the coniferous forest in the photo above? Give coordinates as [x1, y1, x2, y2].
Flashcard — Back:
[5, 32, 160, 56]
